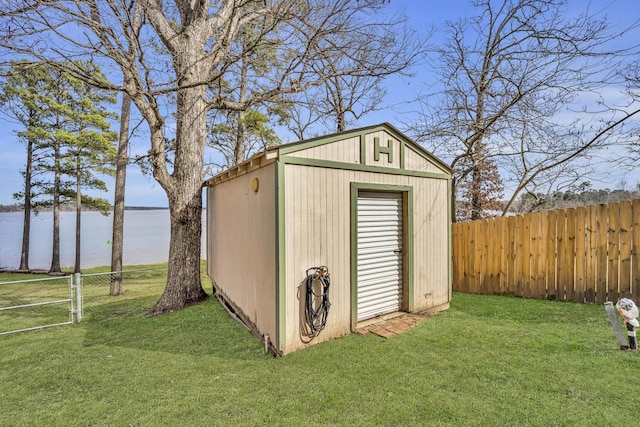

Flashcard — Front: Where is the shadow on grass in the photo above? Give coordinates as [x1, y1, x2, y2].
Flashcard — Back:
[82, 296, 266, 359]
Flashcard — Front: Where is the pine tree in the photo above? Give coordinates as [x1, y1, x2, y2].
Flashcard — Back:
[0, 61, 53, 271]
[57, 62, 117, 273]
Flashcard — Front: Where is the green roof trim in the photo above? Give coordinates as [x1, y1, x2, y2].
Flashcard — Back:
[277, 123, 452, 175]
[205, 123, 452, 187]
[279, 156, 449, 180]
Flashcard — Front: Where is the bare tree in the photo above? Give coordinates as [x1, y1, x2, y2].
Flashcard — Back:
[0, 0, 419, 314]
[206, 25, 284, 169]
[110, 93, 131, 295]
[287, 67, 387, 138]
[619, 59, 640, 164]
[285, 11, 429, 138]
[408, 0, 640, 221]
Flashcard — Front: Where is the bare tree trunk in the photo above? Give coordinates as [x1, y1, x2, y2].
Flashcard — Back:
[146, 84, 208, 315]
[110, 93, 130, 295]
[233, 109, 245, 165]
[49, 143, 61, 274]
[19, 137, 33, 271]
[470, 167, 482, 220]
[147, 191, 207, 316]
[232, 54, 249, 166]
[50, 201, 61, 273]
[337, 110, 345, 133]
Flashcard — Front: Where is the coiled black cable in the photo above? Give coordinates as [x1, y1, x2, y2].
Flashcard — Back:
[305, 266, 331, 336]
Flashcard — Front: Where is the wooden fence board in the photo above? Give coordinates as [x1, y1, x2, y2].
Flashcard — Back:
[460, 221, 469, 293]
[487, 218, 499, 293]
[619, 201, 632, 299]
[455, 221, 465, 291]
[515, 215, 525, 297]
[507, 215, 517, 295]
[538, 211, 549, 298]
[498, 217, 508, 293]
[586, 205, 598, 302]
[607, 202, 620, 302]
[467, 220, 475, 293]
[546, 210, 558, 299]
[476, 219, 484, 294]
[530, 212, 545, 298]
[492, 218, 500, 293]
[472, 220, 481, 294]
[556, 210, 568, 301]
[596, 204, 609, 304]
[565, 208, 577, 302]
[452, 221, 461, 289]
[522, 214, 532, 297]
[633, 200, 640, 300]
[467, 220, 473, 293]
[481, 219, 489, 293]
[574, 207, 586, 303]
[451, 199, 640, 305]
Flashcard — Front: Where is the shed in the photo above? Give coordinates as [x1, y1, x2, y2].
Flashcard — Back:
[204, 123, 452, 355]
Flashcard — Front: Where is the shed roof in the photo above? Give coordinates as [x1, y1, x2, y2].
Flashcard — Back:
[203, 122, 452, 187]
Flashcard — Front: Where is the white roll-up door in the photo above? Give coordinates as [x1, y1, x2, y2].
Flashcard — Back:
[357, 191, 403, 321]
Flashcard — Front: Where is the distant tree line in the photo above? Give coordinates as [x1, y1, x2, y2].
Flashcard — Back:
[508, 182, 640, 214]
[0, 204, 22, 212]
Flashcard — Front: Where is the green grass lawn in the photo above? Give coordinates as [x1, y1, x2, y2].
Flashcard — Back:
[1, 269, 639, 426]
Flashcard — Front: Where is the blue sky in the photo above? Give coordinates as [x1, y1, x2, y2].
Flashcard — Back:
[0, 0, 638, 207]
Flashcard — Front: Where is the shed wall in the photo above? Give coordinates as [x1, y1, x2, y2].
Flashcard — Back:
[412, 177, 451, 306]
[207, 164, 277, 339]
[282, 164, 450, 353]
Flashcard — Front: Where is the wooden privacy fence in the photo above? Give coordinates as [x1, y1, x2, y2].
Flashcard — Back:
[452, 199, 640, 303]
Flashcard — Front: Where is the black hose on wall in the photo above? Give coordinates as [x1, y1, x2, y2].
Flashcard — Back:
[305, 266, 331, 336]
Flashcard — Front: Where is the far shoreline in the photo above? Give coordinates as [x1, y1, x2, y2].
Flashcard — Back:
[0, 205, 171, 213]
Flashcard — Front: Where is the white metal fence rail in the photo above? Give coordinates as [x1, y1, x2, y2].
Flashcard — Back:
[0, 266, 170, 336]
[0, 275, 81, 336]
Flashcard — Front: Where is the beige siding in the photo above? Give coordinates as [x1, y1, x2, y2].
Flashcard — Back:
[412, 177, 450, 309]
[404, 146, 447, 174]
[207, 164, 277, 339]
[286, 136, 360, 163]
[282, 164, 450, 353]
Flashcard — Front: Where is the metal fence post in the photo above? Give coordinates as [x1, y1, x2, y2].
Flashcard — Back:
[74, 273, 83, 322]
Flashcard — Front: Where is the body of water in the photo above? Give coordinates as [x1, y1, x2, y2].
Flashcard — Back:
[0, 210, 206, 270]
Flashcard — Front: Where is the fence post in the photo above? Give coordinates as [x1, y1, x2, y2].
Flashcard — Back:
[74, 273, 83, 322]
